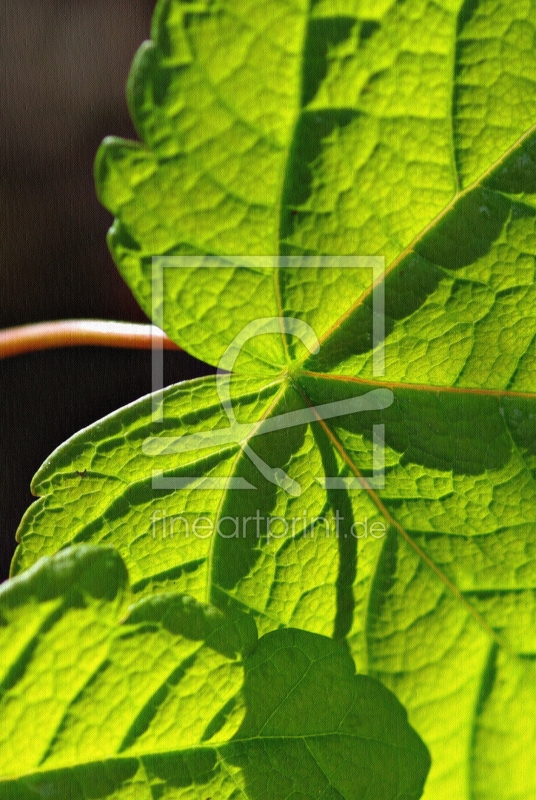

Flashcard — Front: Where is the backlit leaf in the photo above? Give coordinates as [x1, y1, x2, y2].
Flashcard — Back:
[12, 1, 536, 797]
[0, 546, 429, 799]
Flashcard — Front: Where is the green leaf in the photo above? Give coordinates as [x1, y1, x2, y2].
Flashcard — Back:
[0, 546, 429, 799]
[12, 0, 536, 797]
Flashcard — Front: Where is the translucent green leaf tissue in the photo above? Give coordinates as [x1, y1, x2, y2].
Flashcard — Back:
[0, 546, 429, 799]
[10, 1, 536, 798]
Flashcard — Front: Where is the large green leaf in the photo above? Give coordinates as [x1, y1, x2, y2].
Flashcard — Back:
[12, 0, 536, 797]
[0, 546, 429, 799]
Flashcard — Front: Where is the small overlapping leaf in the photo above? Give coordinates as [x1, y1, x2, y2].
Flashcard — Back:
[12, 0, 536, 797]
[0, 546, 430, 799]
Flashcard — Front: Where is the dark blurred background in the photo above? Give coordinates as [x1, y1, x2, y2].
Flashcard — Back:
[1, 0, 212, 578]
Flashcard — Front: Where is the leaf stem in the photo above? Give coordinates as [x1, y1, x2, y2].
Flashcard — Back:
[0, 320, 181, 359]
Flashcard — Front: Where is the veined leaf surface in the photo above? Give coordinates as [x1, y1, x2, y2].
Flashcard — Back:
[12, 0, 536, 797]
[0, 546, 429, 799]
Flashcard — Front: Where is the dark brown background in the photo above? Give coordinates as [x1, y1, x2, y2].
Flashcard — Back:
[1, 0, 211, 578]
